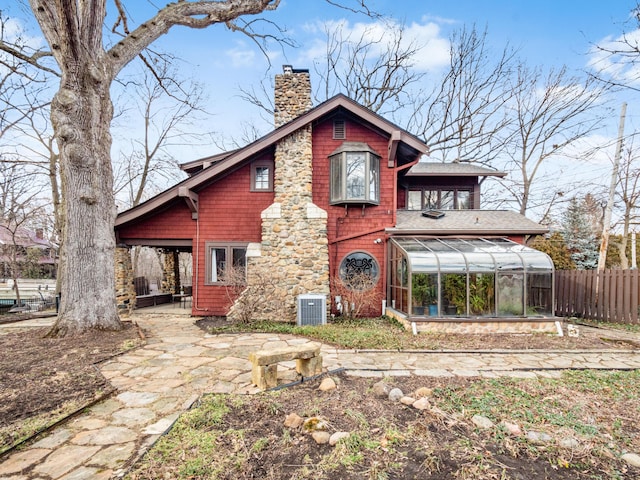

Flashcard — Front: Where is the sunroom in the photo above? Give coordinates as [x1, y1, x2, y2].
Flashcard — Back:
[388, 237, 554, 319]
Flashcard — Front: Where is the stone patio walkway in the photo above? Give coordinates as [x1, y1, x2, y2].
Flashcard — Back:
[1, 312, 640, 479]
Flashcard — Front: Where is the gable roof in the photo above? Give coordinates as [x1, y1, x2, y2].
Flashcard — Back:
[116, 94, 428, 228]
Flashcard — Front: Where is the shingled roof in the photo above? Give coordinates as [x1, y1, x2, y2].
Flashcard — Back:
[405, 162, 506, 177]
[390, 210, 548, 236]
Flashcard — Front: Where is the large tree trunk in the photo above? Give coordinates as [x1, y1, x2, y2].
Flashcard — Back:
[47, 62, 122, 336]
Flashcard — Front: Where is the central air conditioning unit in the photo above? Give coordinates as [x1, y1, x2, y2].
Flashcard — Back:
[297, 294, 327, 326]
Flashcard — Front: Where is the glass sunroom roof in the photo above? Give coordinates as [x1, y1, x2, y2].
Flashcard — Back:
[391, 237, 554, 273]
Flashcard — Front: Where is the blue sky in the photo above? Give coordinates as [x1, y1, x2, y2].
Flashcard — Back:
[116, 0, 639, 153]
[5, 1, 640, 219]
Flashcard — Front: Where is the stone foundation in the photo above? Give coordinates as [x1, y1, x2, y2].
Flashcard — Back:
[387, 309, 559, 335]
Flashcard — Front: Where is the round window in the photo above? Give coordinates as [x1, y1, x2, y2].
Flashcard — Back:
[338, 251, 379, 289]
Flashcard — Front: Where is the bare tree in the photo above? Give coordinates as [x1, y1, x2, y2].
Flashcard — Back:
[316, 20, 425, 116]
[610, 138, 640, 268]
[0, 1, 284, 336]
[499, 65, 608, 217]
[238, 18, 425, 126]
[0, 163, 48, 306]
[408, 26, 517, 164]
[588, 3, 640, 92]
[112, 58, 209, 209]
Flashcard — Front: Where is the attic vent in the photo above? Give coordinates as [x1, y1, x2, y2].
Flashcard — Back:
[297, 294, 327, 326]
[333, 119, 346, 139]
[422, 209, 445, 219]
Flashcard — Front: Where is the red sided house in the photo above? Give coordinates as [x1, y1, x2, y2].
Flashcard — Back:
[115, 67, 556, 333]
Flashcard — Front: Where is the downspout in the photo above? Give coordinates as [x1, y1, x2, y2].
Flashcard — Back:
[192, 215, 209, 313]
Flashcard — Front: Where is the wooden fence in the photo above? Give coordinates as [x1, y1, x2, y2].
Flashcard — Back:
[555, 269, 640, 324]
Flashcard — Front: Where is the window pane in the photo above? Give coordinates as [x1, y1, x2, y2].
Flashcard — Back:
[441, 273, 467, 316]
[423, 190, 438, 209]
[527, 273, 552, 315]
[469, 273, 495, 316]
[369, 155, 379, 202]
[408, 191, 422, 210]
[498, 273, 524, 316]
[211, 248, 226, 283]
[457, 190, 470, 209]
[330, 156, 342, 202]
[346, 152, 365, 199]
[254, 166, 269, 190]
[412, 273, 438, 316]
[232, 247, 247, 280]
[441, 190, 454, 210]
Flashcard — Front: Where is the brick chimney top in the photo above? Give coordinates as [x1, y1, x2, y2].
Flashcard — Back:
[274, 65, 312, 128]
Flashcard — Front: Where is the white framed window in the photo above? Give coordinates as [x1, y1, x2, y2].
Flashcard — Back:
[251, 160, 274, 192]
[330, 142, 380, 205]
[205, 242, 247, 284]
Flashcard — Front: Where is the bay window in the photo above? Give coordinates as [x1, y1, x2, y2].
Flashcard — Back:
[330, 142, 380, 205]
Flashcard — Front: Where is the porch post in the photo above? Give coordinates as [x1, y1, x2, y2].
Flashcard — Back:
[115, 245, 136, 313]
[162, 250, 180, 293]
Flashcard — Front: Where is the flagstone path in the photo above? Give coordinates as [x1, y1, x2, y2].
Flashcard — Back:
[1, 313, 640, 479]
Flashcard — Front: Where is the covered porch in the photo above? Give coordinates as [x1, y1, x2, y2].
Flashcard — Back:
[115, 240, 193, 312]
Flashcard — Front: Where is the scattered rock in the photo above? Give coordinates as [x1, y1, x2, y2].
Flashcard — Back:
[329, 431, 350, 446]
[400, 396, 416, 406]
[471, 415, 494, 429]
[621, 453, 640, 468]
[318, 377, 337, 391]
[559, 437, 580, 449]
[372, 380, 391, 397]
[303, 416, 328, 432]
[284, 413, 304, 429]
[526, 431, 552, 445]
[414, 387, 433, 398]
[388, 388, 404, 402]
[412, 398, 430, 410]
[500, 421, 522, 436]
[312, 431, 331, 445]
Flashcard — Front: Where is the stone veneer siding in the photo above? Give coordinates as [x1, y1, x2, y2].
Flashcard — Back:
[162, 250, 179, 294]
[229, 69, 330, 322]
[115, 247, 136, 313]
[274, 68, 312, 128]
[387, 309, 558, 334]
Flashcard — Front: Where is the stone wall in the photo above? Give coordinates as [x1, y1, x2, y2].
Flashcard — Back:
[115, 247, 136, 314]
[386, 309, 558, 334]
[274, 67, 312, 128]
[161, 250, 179, 293]
[229, 67, 330, 322]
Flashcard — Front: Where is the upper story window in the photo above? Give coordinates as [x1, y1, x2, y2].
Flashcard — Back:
[330, 142, 380, 205]
[251, 160, 274, 192]
[407, 188, 472, 210]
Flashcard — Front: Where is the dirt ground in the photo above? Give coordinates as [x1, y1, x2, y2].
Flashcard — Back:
[0, 319, 143, 452]
[1, 314, 639, 478]
[129, 372, 640, 479]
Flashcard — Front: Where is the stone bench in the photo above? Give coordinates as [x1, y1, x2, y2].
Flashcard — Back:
[249, 343, 322, 390]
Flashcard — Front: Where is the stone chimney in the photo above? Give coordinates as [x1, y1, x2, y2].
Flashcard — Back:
[274, 65, 312, 128]
[228, 66, 329, 322]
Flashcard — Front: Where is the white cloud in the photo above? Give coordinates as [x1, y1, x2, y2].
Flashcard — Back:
[225, 41, 257, 68]
[588, 29, 640, 87]
[297, 18, 450, 73]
